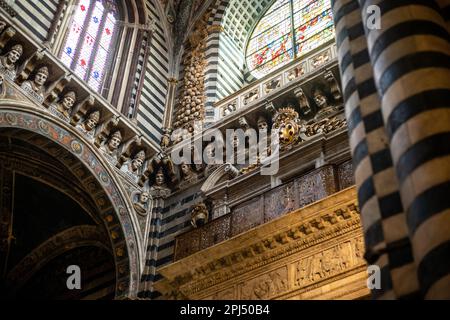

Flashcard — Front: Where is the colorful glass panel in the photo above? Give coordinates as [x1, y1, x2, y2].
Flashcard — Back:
[89, 12, 116, 91]
[74, 1, 104, 80]
[60, 0, 118, 93]
[60, 0, 91, 68]
[246, 0, 335, 79]
[248, 33, 293, 78]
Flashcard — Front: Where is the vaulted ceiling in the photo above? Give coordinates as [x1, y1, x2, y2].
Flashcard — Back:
[222, 0, 275, 51]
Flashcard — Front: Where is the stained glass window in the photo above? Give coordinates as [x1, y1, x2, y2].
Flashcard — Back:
[60, 0, 119, 93]
[246, 0, 334, 79]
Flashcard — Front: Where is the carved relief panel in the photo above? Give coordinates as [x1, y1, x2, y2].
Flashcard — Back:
[231, 196, 264, 236]
[175, 228, 201, 261]
[293, 238, 364, 288]
[338, 161, 354, 190]
[294, 166, 337, 208]
[264, 182, 296, 222]
[240, 266, 289, 300]
[200, 214, 231, 250]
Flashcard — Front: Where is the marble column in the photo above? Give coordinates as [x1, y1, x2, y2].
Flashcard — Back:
[332, 0, 419, 299]
[360, 0, 450, 299]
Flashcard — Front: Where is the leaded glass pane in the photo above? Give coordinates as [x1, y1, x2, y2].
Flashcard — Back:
[251, 1, 290, 41]
[246, 0, 335, 79]
[294, 7, 334, 55]
[74, 1, 104, 80]
[247, 18, 291, 56]
[60, 0, 91, 68]
[247, 33, 293, 78]
[59, 0, 118, 93]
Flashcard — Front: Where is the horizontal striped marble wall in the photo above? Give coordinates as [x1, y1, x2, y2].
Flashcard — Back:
[204, 0, 228, 124]
[216, 32, 246, 100]
[126, 30, 148, 119]
[139, 186, 203, 299]
[204, 0, 261, 123]
[13, 0, 59, 42]
[135, 0, 169, 145]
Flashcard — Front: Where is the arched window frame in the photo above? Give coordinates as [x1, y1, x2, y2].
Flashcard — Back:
[59, 0, 121, 94]
[245, 0, 335, 79]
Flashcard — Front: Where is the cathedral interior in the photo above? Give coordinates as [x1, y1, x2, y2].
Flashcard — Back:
[0, 0, 449, 300]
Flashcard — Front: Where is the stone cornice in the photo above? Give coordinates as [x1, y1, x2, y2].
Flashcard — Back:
[156, 187, 361, 296]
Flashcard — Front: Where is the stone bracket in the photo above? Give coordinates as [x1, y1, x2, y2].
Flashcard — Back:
[94, 115, 120, 148]
[70, 95, 95, 126]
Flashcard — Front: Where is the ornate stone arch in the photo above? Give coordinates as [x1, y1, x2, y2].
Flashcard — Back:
[201, 163, 239, 193]
[5, 225, 110, 296]
[0, 100, 141, 299]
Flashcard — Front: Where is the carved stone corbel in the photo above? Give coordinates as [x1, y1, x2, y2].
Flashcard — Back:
[139, 153, 177, 188]
[139, 153, 165, 187]
[224, 163, 239, 178]
[139, 162, 153, 187]
[116, 135, 143, 169]
[190, 202, 209, 228]
[70, 95, 95, 126]
[265, 100, 276, 115]
[15, 49, 45, 85]
[0, 25, 15, 50]
[294, 87, 311, 116]
[94, 115, 120, 148]
[324, 70, 342, 103]
[162, 153, 177, 185]
[238, 116, 250, 131]
[44, 73, 72, 108]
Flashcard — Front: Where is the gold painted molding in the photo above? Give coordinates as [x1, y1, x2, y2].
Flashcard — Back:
[155, 187, 370, 299]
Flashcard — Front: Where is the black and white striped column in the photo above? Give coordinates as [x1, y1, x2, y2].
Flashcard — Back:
[332, 0, 421, 299]
[359, 0, 450, 299]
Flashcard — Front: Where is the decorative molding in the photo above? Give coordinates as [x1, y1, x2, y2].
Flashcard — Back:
[155, 187, 369, 299]
[0, 106, 139, 299]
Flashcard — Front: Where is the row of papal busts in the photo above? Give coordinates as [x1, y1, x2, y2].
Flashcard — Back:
[0, 44, 50, 103]
[0, 41, 159, 218]
[0, 43, 150, 175]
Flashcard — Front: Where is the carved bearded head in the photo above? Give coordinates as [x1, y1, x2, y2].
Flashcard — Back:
[84, 111, 100, 132]
[155, 169, 165, 186]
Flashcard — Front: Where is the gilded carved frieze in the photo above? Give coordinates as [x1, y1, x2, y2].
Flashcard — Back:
[240, 266, 289, 300]
[156, 188, 369, 300]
